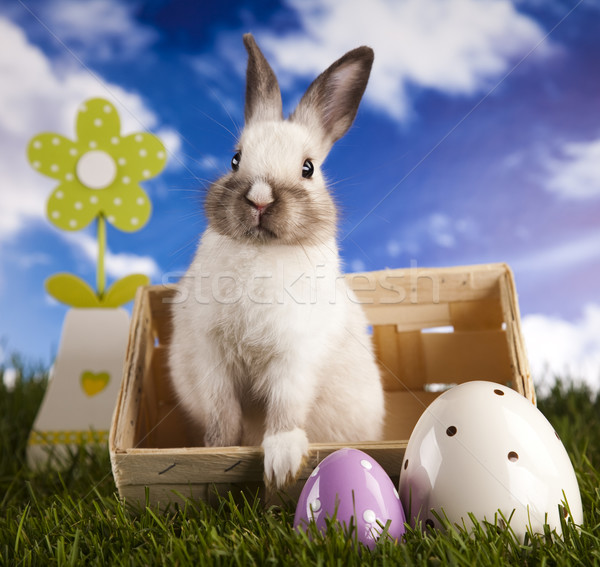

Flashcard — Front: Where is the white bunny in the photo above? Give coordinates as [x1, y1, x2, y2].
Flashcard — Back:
[168, 34, 384, 489]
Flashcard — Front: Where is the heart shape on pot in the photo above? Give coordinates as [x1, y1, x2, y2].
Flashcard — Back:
[80, 371, 110, 397]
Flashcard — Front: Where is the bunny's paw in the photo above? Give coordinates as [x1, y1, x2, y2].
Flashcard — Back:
[262, 428, 309, 490]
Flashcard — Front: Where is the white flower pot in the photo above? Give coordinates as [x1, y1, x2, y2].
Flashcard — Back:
[27, 308, 130, 467]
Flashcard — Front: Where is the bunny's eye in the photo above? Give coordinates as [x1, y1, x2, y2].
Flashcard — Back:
[302, 159, 314, 179]
[231, 152, 241, 172]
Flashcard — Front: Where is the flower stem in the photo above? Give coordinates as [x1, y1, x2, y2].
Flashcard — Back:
[97, 214, 106, 299]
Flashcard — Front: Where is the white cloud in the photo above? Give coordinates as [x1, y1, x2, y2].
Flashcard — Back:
[428, 213, 456, 248]
[197, 155, 221, 171]
[15, 252, 52, 269]
[156, 126, 185, 171]
[350, 258, 366, 272]
[546, 139, 600, 199]
[35, 0, 158, 61]
[0, 16, 179, 243]
[254, 0, 549, 121]
[523, 305, 600, 392]
[385, 212, 475, 257]
[386, 239, 403, 258]
[2, 367, 17, 391]
[63, 231, 161, 280]
[511, 229, 600, 275]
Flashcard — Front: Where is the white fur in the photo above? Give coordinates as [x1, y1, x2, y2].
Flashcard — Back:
[262, 428, 309, 488]
[246, 180, 273, 208]
[169, 228, 384, 486]
[238, 120, 329, 181]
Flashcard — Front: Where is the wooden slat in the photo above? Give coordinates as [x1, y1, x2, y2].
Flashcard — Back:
[152, 346, 174, 403]
[348, 263, 506, 306]
[449, 297, 504, 331]
[112, 441, 406, 488]
[110, 286, 153, 454]
[383, 390, 441, 440]
[365, 302, 451, 329]
[498, 270, 535, 404]
[148, 285, 177, 345]
[152, 402, 193, 449]
[366, 298, 504, 333]
[373, 326, 427, 391]
[421, 330, 512, 385]
[148, 346, 196, 448]
[394, 330, 427, 390]
[373, 325, 401, 391]
[141, 355, 158, 434]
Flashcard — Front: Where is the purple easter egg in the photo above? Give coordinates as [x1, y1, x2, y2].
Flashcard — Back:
[294, 448, 406, 549]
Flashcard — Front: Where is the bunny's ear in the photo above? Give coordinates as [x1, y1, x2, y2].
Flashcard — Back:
[243, 34, 283, 124]
[291, 46, 373, 149]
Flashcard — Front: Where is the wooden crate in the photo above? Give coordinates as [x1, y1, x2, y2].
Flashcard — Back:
[110, 263, 534, 507]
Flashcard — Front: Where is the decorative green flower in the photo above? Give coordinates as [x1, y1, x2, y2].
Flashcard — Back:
[27, 97, 167, 309]
[28, 98, 166, 232]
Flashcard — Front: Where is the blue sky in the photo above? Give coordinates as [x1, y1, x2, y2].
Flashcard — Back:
[1, 0, 599, 388]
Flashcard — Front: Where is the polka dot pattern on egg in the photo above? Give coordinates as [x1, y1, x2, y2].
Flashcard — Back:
[294, 448, 406, 549]
[399, 380, 584, 542]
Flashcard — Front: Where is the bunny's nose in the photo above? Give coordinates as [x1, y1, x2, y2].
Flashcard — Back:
[245, 181, 274, 213]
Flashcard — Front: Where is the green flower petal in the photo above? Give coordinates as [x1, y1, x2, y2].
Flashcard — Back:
[47, 181, 101, 231]
[117, 132, 167, 181]
[27, 133, 79, 181]
[99, 183, 152, 232]
[76, 98, 121, 149]
[46, 273, 101, 308]
[101, 274, 150, 307]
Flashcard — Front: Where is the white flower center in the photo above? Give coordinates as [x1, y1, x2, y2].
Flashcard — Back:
[76, 150, 117, 190]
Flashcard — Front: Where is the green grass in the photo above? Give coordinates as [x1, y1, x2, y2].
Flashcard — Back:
[1, 360, 599, 566]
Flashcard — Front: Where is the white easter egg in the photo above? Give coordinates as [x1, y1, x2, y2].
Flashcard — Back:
[399, 381, 583, 540]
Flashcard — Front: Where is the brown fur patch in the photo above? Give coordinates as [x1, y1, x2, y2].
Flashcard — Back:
[243, 34, 283, 123]
[205, 172, 337, 247]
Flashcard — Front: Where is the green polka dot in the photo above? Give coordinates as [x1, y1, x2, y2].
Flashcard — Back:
[76, 98, 121, 148]
[119, 132, 167, 180]
[46, 181, 99, 231]
[27, 133, 78, 181]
